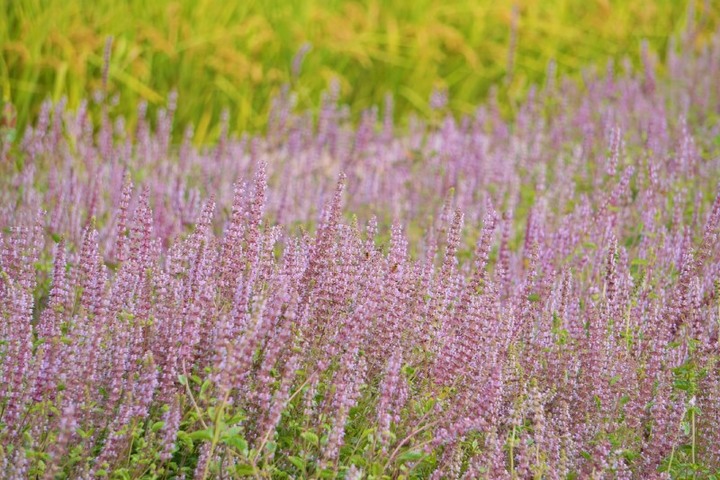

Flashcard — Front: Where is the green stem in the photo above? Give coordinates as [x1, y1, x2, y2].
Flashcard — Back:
[182, 360, 209, 430]
[691, 406, 696, 466]
[200, 389, 232, 480]
[383, 415, 438, 472]
[254, 372, 315, 460]
[510, 424, 516, 479]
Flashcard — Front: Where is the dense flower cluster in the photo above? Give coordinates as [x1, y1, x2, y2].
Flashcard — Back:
[1, 32, 720, 479]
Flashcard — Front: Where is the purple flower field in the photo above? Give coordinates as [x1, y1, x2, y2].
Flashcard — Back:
[1, 33, 720, 479]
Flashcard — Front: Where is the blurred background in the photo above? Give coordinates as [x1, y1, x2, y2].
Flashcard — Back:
[1, 0, 718, 143]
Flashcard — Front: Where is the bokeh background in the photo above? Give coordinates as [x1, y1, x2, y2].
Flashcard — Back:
[2, 0, 718, 142]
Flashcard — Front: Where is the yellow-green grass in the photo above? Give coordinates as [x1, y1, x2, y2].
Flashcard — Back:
[1, 0, 718, 143]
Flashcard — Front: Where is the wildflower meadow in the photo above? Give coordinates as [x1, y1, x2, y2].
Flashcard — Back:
[2, 3, 720, 480]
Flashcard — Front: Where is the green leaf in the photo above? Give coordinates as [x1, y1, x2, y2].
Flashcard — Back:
[151, 421, 165, 432]
[227, 412, 247, 424]
[188, 429, 213, 441]
[675, 380, 691, 392]
[233, 465, 255, 475]
[200, 379, 212, 397]
[224, 435, 248, 455]
[288, 455, 305, 470]
[349, 454, 367, 467]
[398, 450, 424, 463]
[176, 430, 193, 448]
[177, 374, 188, 386]
[114, 469, 131, 480]
[300, 431, 319, 444]
[318, 468, 336, 478]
